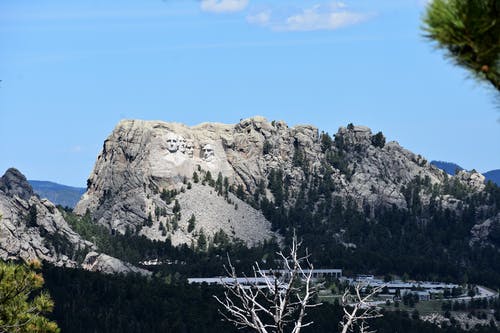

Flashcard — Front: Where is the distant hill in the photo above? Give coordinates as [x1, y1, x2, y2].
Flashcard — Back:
[28, 180, 86, 208]
[431, 161, 499, 186]
[430, 160, 463, 175]
[484, 170, 500, 185]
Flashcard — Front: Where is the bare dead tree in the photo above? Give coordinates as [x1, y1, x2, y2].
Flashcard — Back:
[215, 235, 384, 333]
[339, 283, 383, 333]
[214, 236, 320, 333]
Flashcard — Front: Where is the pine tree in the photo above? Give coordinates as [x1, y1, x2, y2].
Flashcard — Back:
[197, 229, 207, 251]
[423, 0, 500, 91]
[0, 260, 59, 333]
[187, 214, 196, 233]
[173, 200, 181, 214]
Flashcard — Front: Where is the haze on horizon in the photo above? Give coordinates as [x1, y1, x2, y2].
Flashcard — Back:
[0, 0, 498, 187]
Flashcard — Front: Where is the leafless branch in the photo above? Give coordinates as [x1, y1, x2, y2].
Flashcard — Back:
[215, 234, 321, 333]
[339, 282, 384, 333]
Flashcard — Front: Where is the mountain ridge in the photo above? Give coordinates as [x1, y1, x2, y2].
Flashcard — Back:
[29, 180, 86, 208]
[75, 117, 493, 250]
[484, 169, 500, 185]
[430, 160, 499, 185]
[2, 116, 499, 288]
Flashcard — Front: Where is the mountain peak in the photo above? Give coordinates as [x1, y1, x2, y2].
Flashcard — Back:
[0, 168, 34, 201]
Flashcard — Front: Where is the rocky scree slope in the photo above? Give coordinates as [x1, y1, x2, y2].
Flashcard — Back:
[75, 117, 493, 248]
[0, 168, 150, 275]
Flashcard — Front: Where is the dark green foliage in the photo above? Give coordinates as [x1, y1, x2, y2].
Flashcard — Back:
[171, 216, 179, 231]
[259, 166, 500, 289]
[173, 199, 181, 214]
[204, 171, 212, 183]
[215, 172, 223, 195]
[26, 204, 38, 227]
[146, 212, 153, 227]
[0, 261, 59, 333]
[423, 0, 500, 91]
[267, 169, 285, 207]
[371, 131, 386, 148]
[212, 229, 230, 247]
[62, 210, 176, 264]
[42, 265, 238, 333]
[263, 140, 272, 155]
[43, 232, 87, 263]
[41, 264, 500, 333]
[187, 214, 196, 233]
[402, 293, 419, 307]
[197, 229, 207, 251]
[61, 208, 281, 275]
[489, 222, 500, 246]
[292, 145, 306, 168]
[334, 132, 345, 151]
[160, 188, 177, 205]
[326, 151, 351, 178]
[320, 132, 333, 153]
[235, 184, 246, 201]
[193, 171, 199, 183]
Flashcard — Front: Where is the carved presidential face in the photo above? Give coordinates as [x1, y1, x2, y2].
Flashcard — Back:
[178, 136, 187, 153]
[166, 133, 179, 153]
[185, 140, 195, 157]
[202, 144, 215, 160]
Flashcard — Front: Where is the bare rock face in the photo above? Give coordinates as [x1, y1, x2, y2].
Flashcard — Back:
[0, 168, 149, 275]
[0, 168, 94, 267]
[337, 127, 443, 211]
[139, 183, 275, 246]
[75, 117, 486, 245]
[456, 170, 486, 191]
[470, 213, 500, 247]
[82, 251, 151, 275]
[75, 117, 291, 245]
[0, 168, 34, 201]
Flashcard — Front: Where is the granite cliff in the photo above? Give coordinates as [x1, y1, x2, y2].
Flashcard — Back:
[75, 116, 492, 248]
[0, 168, 150, 275]
[0, 168, 93, 266]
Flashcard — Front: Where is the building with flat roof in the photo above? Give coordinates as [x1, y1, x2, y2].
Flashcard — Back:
[261, 269, 342, 279]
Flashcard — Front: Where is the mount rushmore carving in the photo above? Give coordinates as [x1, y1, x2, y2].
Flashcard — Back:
[164, 132, 215, 161]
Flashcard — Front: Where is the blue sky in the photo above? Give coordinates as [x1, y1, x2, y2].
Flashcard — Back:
[0, 0, 498, 187]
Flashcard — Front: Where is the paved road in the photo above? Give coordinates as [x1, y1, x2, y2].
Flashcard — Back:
[362, 285, 499, 307]
[453, 285, 498, 302]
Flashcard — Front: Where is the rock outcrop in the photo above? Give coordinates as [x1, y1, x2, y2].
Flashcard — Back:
[82, 251, 151, 275]
[75, 117, 486, 246]
[0, 168, 150, 275]
[0, 168, 93, 266]
[456, 170, 486, 191]
[470, 213, 500, 248]
[0, 168, 34, 201]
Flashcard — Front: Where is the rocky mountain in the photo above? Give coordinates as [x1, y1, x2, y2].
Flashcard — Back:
[75, 117, 493, 250]
[29, 180, 86, 208]
[0, 168, 150, 275]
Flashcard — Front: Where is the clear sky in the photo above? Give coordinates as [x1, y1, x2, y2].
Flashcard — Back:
[0, 0, 498, 187]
